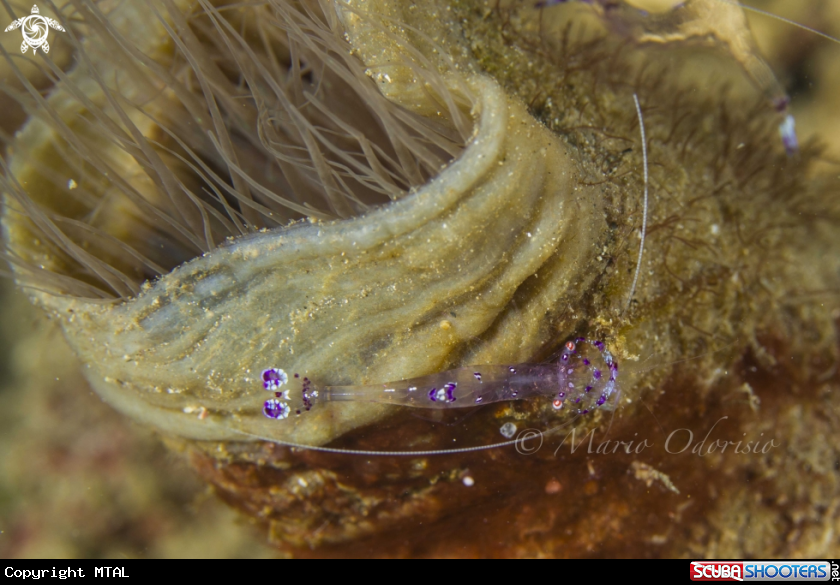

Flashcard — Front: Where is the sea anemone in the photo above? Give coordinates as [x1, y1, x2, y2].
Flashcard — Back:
[3, 0, 840, 556]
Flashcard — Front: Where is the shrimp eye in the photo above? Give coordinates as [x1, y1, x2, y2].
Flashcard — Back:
[552, 399, 564, 410]
[565, 341, 576, 351]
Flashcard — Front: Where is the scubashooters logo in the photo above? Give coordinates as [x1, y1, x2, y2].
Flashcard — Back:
[4, 5, 64, 54]
[691, 561, 836, 581]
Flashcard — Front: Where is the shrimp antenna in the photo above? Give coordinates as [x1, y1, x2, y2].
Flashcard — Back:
[719, 0, 840, 47]
[231, 428, 523, 456]
[231, 418, 578, 457]
[625, 93, 648, 312]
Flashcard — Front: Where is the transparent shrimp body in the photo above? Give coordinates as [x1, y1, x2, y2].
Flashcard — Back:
[537, 0, 802, 153]
[260, 338, 619, 420]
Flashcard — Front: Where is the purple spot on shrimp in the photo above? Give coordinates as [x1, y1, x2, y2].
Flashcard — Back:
[594, 340, 605, 351]
[575, 397, 581, 404]
[575, 337, 585, 344]
[428, 388, 438, 402]
[509, 367, 516, 374]
[593, 369, 602, 380]
[558, 392, 566, 398]
[262, 368, 288, 391]
[301, 378, 313, 411]
[779, 114, 798, 156]
[585, 385, 593, 393]
[597, 395, 607, 406]
[561, 354, 569, 362]
[583, 358, 590, 366]
[263, 399, 290, 420]
[475, 396, 483, 404]
[444, 382, 457, 402]
[294, 373, 300, 379]
[582, 409, 590, 415]
[474, 372, 482, 382]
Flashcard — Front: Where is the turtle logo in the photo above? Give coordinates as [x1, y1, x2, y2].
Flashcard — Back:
[4, 5, 64, 55]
